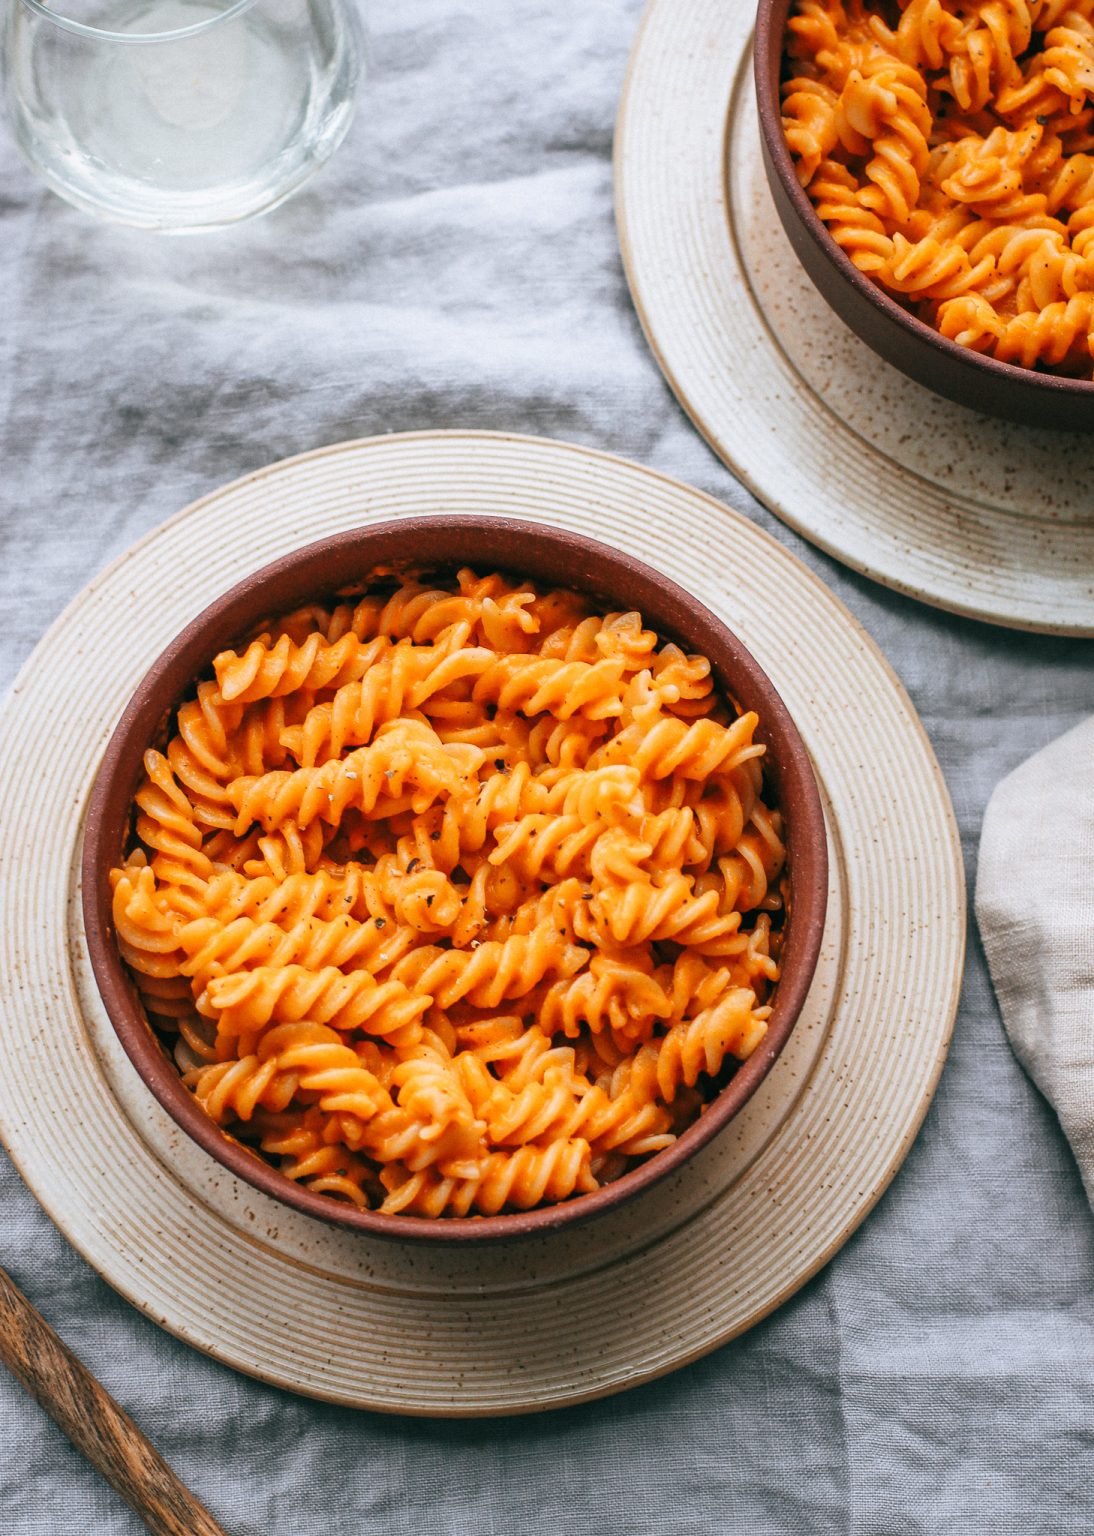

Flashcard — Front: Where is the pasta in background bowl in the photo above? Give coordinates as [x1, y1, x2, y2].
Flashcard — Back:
[83, 517, 827, 1241]
[755, 0, 1094, 428]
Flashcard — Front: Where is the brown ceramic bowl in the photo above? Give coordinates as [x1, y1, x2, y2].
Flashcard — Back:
[754, 0, 1094, 431]
[82, 516, 828, 1243]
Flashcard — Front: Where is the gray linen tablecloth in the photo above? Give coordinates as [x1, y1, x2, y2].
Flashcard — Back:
[2, 3, 1093, 1532]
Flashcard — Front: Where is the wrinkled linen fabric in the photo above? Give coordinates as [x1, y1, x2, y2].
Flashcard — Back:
[978, 719, 1094, 1210]
[1, 3, 1093, 1533]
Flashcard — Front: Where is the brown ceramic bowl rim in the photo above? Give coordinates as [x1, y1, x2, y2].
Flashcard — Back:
[752, 0, 1094, 403]
[82, 514, 828, 1244]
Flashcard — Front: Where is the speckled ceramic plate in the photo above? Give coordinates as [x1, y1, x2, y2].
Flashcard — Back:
[615, 0, 1094, 634]
[0, 432, 964, 1415]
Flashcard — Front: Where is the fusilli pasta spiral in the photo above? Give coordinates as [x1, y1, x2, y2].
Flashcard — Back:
[783, 0, 1094, 374]
[110, 567, 785, 1218]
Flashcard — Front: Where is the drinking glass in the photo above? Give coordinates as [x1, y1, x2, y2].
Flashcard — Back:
[2, 0, 363, 230]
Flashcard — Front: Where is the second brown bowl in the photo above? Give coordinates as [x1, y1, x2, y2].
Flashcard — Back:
[753, 0, 1094, 431]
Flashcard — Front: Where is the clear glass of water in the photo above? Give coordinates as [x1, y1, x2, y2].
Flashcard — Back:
[3, 0, 363, 231]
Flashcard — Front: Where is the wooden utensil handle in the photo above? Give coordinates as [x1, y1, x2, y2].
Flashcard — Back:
[0, 1263, 229, 1536]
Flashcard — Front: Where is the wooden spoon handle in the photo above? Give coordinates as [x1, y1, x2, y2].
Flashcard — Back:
[0, 1262, 229, 1536]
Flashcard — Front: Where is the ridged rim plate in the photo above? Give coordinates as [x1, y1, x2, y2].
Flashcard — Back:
[0, 431, 964, 1415]
[615, 0, 1094, 634]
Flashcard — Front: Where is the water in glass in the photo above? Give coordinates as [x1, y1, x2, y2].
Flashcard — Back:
[5, 0, 362, 229]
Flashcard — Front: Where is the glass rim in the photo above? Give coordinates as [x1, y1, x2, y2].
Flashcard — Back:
[18, 0, 259, 43]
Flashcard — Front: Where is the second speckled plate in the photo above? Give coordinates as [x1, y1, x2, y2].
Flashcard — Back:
[615, 0, 1094, 634]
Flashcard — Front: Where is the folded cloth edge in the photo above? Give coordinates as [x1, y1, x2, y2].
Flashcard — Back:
[976, 714, 1094, 1210]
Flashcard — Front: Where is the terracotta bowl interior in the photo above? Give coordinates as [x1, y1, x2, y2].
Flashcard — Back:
[752, 0, 1094, 430]
[82, 515, 828, 1243]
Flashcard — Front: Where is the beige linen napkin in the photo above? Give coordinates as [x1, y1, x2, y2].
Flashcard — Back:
[976, 716, 1094, 1205]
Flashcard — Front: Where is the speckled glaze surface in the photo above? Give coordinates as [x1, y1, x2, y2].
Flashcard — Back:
[0, 432, 964, 1414]
[616, 0, 1094, 632]
[80, 516, 828, 1243]
[753, 0, 1094, 430]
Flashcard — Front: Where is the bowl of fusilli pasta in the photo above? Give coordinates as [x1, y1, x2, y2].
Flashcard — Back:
[756, 0, 1094, 428]
[82, 516, 827, 1239]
